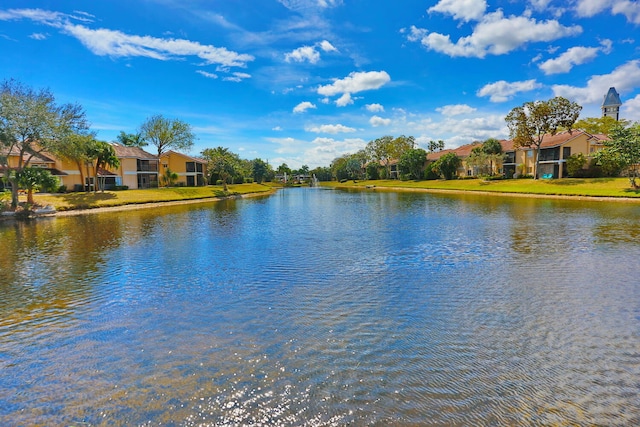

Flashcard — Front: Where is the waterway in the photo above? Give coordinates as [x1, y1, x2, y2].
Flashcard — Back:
[1, 187, 639, 426]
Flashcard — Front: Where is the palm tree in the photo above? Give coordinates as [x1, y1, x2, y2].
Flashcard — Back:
[88, 141, 120, 192]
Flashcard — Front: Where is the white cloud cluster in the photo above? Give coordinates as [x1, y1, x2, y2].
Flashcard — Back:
[539, 40, 612, 75]
[428, 0, 487, 22]
[285, 45, 320, 63]
[552, 60, 640, 104]
[366, 103, 384, 112]
[0, 8, 254, 70]
[317, 70, 390, 107]
[575, 0, 640, 24]
[284, 40, 337, 64]
[436, 104, 477, 116]
[408, 10, 582, 58]
[293, 101, 317, 113]
[477, 79, 542, 102]
[370, 115, 391, 127]
[306, 124, 356, 134]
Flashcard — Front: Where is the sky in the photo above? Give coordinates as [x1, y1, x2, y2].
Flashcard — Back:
[1, 0, 640, 169]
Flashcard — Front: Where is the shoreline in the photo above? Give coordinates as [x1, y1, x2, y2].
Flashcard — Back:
[55, 190, 275, 217]
[3, 184, 640, 220]
[328, 184, 640, 203]
[1, 190, 275, 220]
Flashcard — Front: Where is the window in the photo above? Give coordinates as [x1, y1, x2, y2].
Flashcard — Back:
[527, 150, 533, 158]
[563, 147, 571, 159]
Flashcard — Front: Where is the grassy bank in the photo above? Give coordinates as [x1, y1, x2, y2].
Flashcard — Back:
[322, 178, 640, 199]
[29, 183, 274, 211]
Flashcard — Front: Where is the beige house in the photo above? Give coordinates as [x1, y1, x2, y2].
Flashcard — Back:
[426, 131, 607, 179]
[110, 144, 159, 189]
[159, 150, 207, 186]
[504, 131, 608, 179]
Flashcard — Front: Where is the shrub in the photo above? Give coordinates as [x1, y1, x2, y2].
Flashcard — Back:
[113, 185, 129, 191]
[244, 178, 254, 183]
[216, 180, 223, 185]
[57, 185, 67, 193]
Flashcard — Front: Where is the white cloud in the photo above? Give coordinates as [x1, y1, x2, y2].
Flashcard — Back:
[0, 8, 255, 71]
[293, 101, 316, 113]
[306, 124, 356, 134]
[272, 126, 283, 131]
[196, 70, 218, 79]
[370, 115, 391, 127]
[436, 104, 477, 116]
[575, 0, 640, 24]
[223, 72, 251, 82]
[428, 0, 487, 22]
[408, 10, 582, 58]
[63, 24, 254, 67]
[29, 32, 47, 40]
[552, 60, 640, 104]
[366, 103, 384, 113]
[319, 40, 337, 52]
[539, 40, 612, 75]
[317, 71, 391, 96]
[477, 79, 542, 102]
[335, 92, 353, 107]
[623, 94, 640, 120]
[285, 45, 320, 63]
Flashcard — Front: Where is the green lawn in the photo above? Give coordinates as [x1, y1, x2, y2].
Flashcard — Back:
[30, 183, 274, 211]
[322, 178, 640, 199]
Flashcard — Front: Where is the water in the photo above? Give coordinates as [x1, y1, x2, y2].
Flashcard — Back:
[1, 188, 639, 426]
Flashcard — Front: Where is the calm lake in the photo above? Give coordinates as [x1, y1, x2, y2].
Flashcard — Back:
[1, 187, 639, 426]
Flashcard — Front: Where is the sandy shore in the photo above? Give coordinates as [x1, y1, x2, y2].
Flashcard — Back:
[53, 190, 275, 217]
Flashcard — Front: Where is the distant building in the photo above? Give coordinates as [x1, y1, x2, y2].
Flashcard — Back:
[602, 87, 622, 120]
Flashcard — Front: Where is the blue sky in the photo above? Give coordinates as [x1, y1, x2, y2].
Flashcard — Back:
[1, 0, 640, 168]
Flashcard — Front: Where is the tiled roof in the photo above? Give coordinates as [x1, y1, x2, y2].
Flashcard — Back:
[111, 143, 157, 159]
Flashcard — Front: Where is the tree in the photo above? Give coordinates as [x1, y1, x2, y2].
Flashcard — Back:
[88, 141, 120, 192]
[116, 131, 147, 147]
[573, 116, 629, 135]
[505, 96, 581, 179]
[160, 167, 179, 187]
[16, 167, 58, 204]
[202, 147, 238, 191]
[398, 148, 427, 180]
[139, 114, 195, 158]
[276, 163, 292, 180]
[0, 79, 88, 207]
[482, 138, 503, 175]
[465, 145, 488, 176]
[428, 139, 445, 153]
[366, 135, 414, 179]
[252, 158, 269, 183]
[432, 152, 461, 180]
[592, 148, 624, 177]
[595, 122, 640, 188]
[51, 132, 96, 189]
[566, 153, 587, 177]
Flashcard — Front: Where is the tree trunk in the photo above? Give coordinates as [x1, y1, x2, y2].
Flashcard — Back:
[27, 188, 34, 205]
[9, 179, 19, 209]
[76, 160, 85, 191]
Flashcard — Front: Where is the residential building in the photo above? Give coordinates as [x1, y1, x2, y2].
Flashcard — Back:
[507, 131, 608, 178]
[159, 150, 207, 186]
[111, 144, 159, 189]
